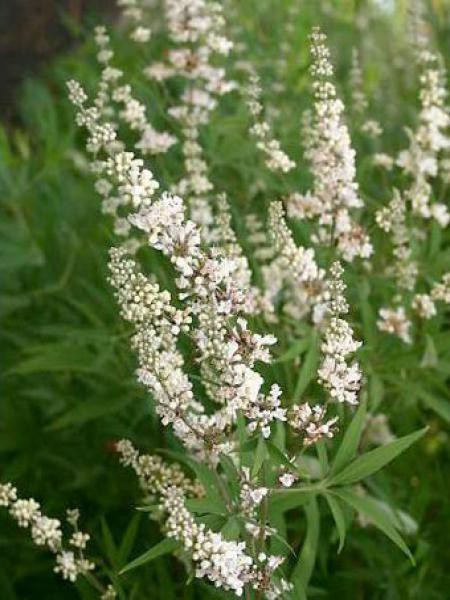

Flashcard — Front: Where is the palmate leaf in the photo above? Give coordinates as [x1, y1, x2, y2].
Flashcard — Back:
[120, 538, 180, 575]
[329, 427, 427, 486]
[332, 488, 414, 562]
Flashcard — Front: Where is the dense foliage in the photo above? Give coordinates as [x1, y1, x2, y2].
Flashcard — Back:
[1, 1, 450, 598]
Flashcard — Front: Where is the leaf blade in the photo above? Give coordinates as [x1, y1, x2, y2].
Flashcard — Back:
[333, 488, 414, 562]
[329, 427, 427, 486]
[330, 397, 367, 475]
[120, 538, 180, 575]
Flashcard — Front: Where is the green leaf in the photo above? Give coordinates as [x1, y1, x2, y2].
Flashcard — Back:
[333, 488, 414, 562]
[185, 497, 226, 515]
[316, 441, 329, 476]
[417, 389, 450, 423]
[358, 279, 376, 347]
[46, 394, 133, 430]
[266, 441, 299, 473]
[330, 398, 367, 476]
[293, 335, 319, 401]
[251, 435, 267, 478]
[187, 461, 223, 504]
[329, 427, 427, 486]
[219, 455, 240, 499]
[269, 489, 314, 513]
[120, 538, 180, 575]
[198, 514, 227, 530]
[273, 337, 309, 363]
[101, 517, 119, 569]
[118, 514, 141, 566]
[221, 517, 241, 540]
[369, 374, 384, 411]
[324, 493, 346, 553]
[421, 335, 438, 368]
[291, 496, 320, 591]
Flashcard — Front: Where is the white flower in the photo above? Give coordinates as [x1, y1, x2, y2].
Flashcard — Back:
[377, 307, 412, 344]
[54, 551, 79, 582]
[0, 483, 17, 507]
[136, 126, 177, 155]
[130, 26, 151, 43]
[246, 72, 295, 173]
[297, 27, 370, 262]
[9, 498, 41, 527]
[431, 273, 450, 303]
[246, 383, 287, 439]
[279, 473, 297, 488]
[289, 403, 338, 446]
[373, 153, 394, 170]
[412, 294, 436, 319]
[70, 531, 90, 549]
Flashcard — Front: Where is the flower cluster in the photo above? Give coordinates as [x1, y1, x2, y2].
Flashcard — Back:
[246, 71, 295, 173]
[119, 443, 290, 598]
[411, 272, 450, 321]
[397, 47, 450, 226]
[67, 23, 177, 246]
[376, 188, 418, 292]
[239, 468, 268, 517]
[0, 483, 97, 586]
[317, 262, 362, 405]
[140, 0, 236, 236]
[163, 486, 254, 596]
[349, 48, 382, 139]
[286, 27, 372, 262]
[116, 439, 204, 498]
[246, 383, 287, 439]
[268, 202, 319, 284]
[117, 0, 152, 43]
[377, 307, 412, 344]
[289, 403, 338, 447]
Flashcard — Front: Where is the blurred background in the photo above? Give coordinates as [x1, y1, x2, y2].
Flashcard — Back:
[0, 0, 116, 121]
[0, 0, 449, 599]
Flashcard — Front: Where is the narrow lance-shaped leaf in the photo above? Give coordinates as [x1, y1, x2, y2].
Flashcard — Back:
[417, 388, 450, 423]
[330, 396, 367, 476]
[324, 492, 347, 553]
[219, 454, 240, 500]
[120, 538, 180, 575]
[118, 514, 141, 566]
[329, 427, 427, 486]
[293, 334, 319, 401]
[273, 337, 310, 364]
[251, 435, 266, 478]
[332, 488, 414, 563]
[291, 496, 320, 592]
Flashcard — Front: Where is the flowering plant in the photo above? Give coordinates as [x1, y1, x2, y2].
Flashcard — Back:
[1, 0, 449, 598]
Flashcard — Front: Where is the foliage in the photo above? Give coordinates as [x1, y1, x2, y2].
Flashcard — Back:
[1, 0, 450, 598]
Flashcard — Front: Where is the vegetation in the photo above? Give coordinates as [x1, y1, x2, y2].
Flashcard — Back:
[1, 1, 450, 598]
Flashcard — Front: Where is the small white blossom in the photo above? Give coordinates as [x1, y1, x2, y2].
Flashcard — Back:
[378, 307, 412, 344]
[0, 483, 17, 507]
